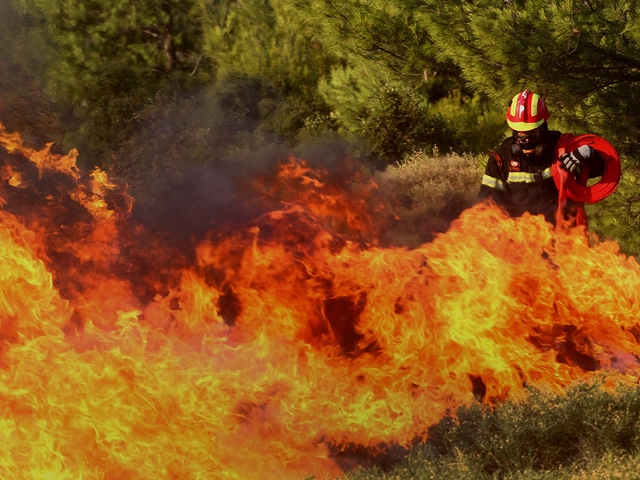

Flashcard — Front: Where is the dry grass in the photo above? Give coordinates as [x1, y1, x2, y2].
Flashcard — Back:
[374, 149, 485, 248]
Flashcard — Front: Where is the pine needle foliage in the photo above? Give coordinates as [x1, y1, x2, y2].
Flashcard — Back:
[12, 0, 207, 166]
[199, 0, 338, 134]
[415, 0, 640, 157]
[199, 0, 338, 101]
[295, 0, 463, 96]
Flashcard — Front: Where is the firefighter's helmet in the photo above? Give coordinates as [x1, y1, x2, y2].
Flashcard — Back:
[506, 90, 550, 131]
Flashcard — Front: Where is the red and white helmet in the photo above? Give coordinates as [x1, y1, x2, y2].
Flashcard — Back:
[506, 90, 550, 131]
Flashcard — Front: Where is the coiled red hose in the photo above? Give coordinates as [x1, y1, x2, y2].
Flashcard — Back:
[552, 133, 621, 203]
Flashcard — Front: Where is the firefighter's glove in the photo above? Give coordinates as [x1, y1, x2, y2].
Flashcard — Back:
[559, 145, 594, 173]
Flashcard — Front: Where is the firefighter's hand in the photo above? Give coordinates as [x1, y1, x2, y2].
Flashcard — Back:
[559, 145, 594, 173]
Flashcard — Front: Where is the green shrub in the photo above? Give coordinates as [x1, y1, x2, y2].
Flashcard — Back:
[317, 61, 392, 137]
[338, 378, 640, 480]
[361, 84, 456, 162]
[431, 380, 640, 474]
[430, 92, 506, 155]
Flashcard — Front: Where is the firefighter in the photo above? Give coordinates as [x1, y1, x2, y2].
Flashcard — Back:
[479, 89, 605, 224]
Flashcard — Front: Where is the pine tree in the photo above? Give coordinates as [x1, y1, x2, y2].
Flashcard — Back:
[415, 0, 640, 155]
[200, 0, 335, 93]
[292, 0, 503, 157]
[296, 0, 464, 102]
[197, 0, 340, 139]
[0, 0, 62, 146]
[18, 0, 206, 166]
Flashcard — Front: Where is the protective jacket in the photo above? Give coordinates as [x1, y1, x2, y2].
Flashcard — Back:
[479, 130, 605, 224]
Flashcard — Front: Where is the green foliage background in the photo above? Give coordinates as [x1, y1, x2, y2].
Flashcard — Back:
[8, 0, 640, 162]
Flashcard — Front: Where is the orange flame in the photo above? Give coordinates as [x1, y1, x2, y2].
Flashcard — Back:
[0, 123, 639, 478]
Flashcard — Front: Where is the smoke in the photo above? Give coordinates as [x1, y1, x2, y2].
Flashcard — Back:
[111, 74, 396, 248]
[0, 5, 434, 252]
[0, 0, 62, 148]
[0, 11, 471, 258]
[131, 165, 263, 243]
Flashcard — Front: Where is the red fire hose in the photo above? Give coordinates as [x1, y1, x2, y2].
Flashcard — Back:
[552, 134, 621, 227]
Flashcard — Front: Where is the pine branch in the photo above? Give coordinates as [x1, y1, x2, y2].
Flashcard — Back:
[584, 43, 640, 71]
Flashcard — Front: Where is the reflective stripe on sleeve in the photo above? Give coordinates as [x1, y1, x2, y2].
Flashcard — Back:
[482, 174, 506, 191]
[507, 167, 553, 183]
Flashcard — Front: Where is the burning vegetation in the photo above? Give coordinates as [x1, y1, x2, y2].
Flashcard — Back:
[0, 123, 639, 479]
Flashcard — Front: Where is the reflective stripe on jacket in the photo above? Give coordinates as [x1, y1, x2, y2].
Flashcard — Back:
[478, 130, 604, 224]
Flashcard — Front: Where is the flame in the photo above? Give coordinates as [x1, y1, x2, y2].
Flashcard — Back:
[0, 122, 639, 478]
